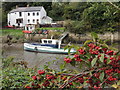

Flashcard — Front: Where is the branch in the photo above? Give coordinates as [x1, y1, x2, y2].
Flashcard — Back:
[59, 69, 99, 88]
[107, 0, 120, 10]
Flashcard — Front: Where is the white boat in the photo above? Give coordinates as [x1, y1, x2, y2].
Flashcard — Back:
[24, 43, 76, 54]
[24, 32, 76, 54]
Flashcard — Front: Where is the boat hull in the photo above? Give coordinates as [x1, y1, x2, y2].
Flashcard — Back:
[24, 43, 76, 54]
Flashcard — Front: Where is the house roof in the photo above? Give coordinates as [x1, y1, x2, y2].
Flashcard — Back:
[9, 6, 43, 13]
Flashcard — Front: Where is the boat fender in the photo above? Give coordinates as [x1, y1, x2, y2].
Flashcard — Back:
[35, 47, 38, 50]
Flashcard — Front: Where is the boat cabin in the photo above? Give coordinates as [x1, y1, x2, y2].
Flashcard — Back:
[41, 39, 58, 45]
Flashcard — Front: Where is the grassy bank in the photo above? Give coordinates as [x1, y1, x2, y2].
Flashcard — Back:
[0, 29, 23, 36]
[1, 29, 24, 43]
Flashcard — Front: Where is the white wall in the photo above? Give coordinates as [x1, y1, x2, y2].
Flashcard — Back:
[26, 11, 41, 24]
[40, 7, 47, 24]
[8, 7, 49, 27]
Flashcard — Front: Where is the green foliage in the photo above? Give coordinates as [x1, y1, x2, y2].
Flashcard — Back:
[2, 57, 35, 88]
[2, 2, 120, 33]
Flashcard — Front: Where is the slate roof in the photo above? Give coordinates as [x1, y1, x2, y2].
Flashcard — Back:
[9, 6, 43, 13]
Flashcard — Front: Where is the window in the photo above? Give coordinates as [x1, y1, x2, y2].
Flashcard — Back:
[37, 12, 39, 16]
[33, 19, 35, 23]
[28, 19, 30, 23]
[44, 40, 47, 43]
[33, 13, 35, 16]
[16, 19, 23, 23]
[37, 19, 39, 22]
[28, 13, 30, 16]
[48, 40, 52, 44]
[19, 12, 22, 17]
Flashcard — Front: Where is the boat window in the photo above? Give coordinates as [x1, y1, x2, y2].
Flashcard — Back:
[48, 40, 52, 44]
[44, 40, 47, 43]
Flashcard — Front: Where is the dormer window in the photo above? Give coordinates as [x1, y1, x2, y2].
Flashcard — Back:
[19, 12, 22, 17]
[28, 13, 30, 16]
[33, 13, 35, 16]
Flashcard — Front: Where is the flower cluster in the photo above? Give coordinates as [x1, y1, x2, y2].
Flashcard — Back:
[63, 42, 120, 88]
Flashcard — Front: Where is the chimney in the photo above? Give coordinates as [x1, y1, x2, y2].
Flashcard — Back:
[16, 5, 18, 8]
[27, 4, 29, 7]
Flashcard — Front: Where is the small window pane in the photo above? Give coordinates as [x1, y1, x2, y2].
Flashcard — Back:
[44, 40, 47, 43]
[48, 40, 52, 44]
[33, 13, 35, 16]
[37, 12, 39, 16]
[28, 19, 30, 23]
[28, 13, 30, 16]
[33, 19, 35, 23]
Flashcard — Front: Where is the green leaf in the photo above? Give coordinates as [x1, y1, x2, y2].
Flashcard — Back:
[100, 72, 104, 81]
[64, 45, 68, 50]
[91, 32, 98, 42]
[60, 62, 66, 71]
[83, 40, 93, 46]
[100, 53, 104, 63]
[107, 59, 111, 64]
[91, 57, 97, 67]
[68, 46, 72, 54]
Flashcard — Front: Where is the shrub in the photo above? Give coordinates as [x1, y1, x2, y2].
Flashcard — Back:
[25, 32, 120, 89]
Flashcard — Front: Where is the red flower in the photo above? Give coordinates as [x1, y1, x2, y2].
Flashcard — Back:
[95, 46, 100, 50]
[102, 48, 108, 53]
[115, 69, 120, 73]
[88, 43, 96, 49]
[97, 55, 101, 59]
[88, 58, 92, 62]
[38, 70, 45, 75]
[78, 49, 86, 54]
[32, 76, 37, 80]
[94, 85, 101, 90]
[106, 50, 114, 55]
[64, 58, 72, 63]
[105, 69, 113, 75]
[110, 57, 115, 60]
[75, 58, 82, 62]
[77, 77, 84, 83]
[69, 82, 73, 85]
[25, 86, 32, 88]
[108, 76, 117, 81]
[74, 54, 79, 58]
[46, 75, 55, 80]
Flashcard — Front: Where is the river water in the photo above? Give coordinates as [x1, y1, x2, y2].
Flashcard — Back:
[2, 43, 78, 71]
[2, 42, 120, 70]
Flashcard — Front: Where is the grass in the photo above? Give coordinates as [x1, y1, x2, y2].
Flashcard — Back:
[0, 29, 23, 36]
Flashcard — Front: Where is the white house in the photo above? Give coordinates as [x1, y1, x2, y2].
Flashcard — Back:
[7, 6, 52, 27]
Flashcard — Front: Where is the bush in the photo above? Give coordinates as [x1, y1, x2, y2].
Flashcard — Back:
[25, 32, 120, 89]
[1, 57, 35, 88]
